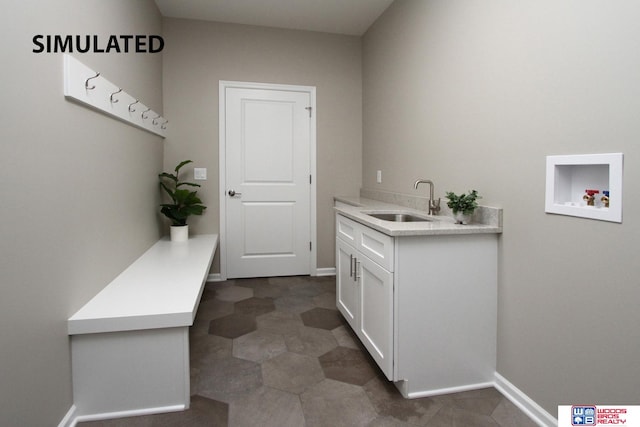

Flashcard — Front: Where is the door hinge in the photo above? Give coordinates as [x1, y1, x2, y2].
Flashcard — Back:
[305, 106, 312, 117]
[309, 174, 312, 184]
[310, 241, 312, 251]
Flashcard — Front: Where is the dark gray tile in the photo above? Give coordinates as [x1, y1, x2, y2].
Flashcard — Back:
[273, 294, 315, 314]
[491, 398, 539, 427]
[229, 386, 305, 427]
[318, 346, 378, 386]
[234, 296, 276, 317]
[234, 277, 292, 299]
[262, 351, 325, 394]
[196, 356, 262, 403]
[233, 277, 271, 289]
[287, 281, 325, 298]
[150, 395, 228, 427]
[190, 333, 233, 364]
[364, 376, 442, 425]
[268, 275, 313, 287]
[208, 313, 257, 339]
[312, 291, 338, 309]
[367, 416, 416, 427]
[432, 388, 502, 417]
[300, 307, 345, 330]
[191, 298, 235, 336]
[331, 325, 360, 349]
[256, 310, 304, 335]
[232, 329, 287, 363]
[195, 297, 235, 321]
[213, 285, 253, 302]
[200, 283, 220, 301]
[284, 325, 338, 357]
[425, 405, 501, 427]
[301, 379, 378, 427]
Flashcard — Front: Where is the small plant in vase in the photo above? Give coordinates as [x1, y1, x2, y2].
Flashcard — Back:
[445, 190, 481, 224]
[158, 160, 206, 241]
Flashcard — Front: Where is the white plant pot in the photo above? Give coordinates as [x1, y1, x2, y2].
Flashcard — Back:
[170, 225, 189, 242]
[453, 212, 472, 225]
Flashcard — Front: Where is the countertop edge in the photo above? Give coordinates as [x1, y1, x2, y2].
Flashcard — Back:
[334, 196, 502, 236]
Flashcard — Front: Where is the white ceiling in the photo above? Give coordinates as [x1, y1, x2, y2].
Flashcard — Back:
[154, 0, 394, 36]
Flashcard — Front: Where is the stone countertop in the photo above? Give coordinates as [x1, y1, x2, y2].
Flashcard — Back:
[334, 196, 502, 237]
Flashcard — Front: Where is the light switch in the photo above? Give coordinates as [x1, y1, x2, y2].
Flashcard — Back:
[376, 170, 382, 184]
[194, 168, 207, 180]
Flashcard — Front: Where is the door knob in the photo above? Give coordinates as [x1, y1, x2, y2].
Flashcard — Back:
[228, 190, 242, 197]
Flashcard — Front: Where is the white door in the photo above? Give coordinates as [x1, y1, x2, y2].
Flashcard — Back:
[222, 83, 314, 279]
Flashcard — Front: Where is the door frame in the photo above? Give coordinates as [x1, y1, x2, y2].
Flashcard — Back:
[218, 80, 317, 280]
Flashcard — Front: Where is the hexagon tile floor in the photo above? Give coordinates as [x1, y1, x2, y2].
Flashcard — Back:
[79, 276, 537, 427]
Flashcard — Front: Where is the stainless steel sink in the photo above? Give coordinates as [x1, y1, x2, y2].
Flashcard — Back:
[366, 212, 432, 222]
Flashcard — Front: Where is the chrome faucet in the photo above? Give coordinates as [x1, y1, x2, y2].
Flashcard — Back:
[414, 179, 441, 215]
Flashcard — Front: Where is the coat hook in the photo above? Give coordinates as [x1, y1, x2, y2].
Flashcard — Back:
[85, 72, 100, 90]
[152, 115, 161, 125]
[141, 108, 151, 120]
[128, 99, 139, 113]
[161, 119, 168, 130]
[109, 88, 123, 104]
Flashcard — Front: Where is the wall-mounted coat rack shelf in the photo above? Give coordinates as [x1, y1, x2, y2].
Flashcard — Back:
[63, 54, 167, 138]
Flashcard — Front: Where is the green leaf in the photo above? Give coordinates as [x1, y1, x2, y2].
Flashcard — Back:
[158, 172, 177, 182]
[177, 182, 201, 188]
[174, 160, 193, 173]
[159, 182, 175, 200]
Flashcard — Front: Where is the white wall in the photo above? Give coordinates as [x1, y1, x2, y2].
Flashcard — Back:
[162, 19, 363, 272]
[363, 0, 640, 416]
[0, 2, 163, 425]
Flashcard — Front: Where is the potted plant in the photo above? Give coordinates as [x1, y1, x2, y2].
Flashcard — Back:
[445, 190, 481, 224]
[158, 160, 206, 241]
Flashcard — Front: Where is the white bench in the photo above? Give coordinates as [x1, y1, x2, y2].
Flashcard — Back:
[68, 234, 218, 422]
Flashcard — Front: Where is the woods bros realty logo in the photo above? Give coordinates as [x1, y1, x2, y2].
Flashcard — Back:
[32, 34, 164, 53]
[558, 405, 640, 426]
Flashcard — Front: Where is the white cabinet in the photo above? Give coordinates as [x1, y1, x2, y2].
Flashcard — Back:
[336, 238, 357, 326]
[336, 214, 394, 379]
[336, 211, 394, 269]
[335, 213, 497, 398]
[358, 253, 393, 378]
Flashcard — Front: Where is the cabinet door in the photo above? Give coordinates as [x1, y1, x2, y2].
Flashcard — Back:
[336, 239, 358, 329]
[357, 254, 394, 380]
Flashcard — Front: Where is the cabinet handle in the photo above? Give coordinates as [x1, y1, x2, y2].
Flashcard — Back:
[354, 260, 360, 281]
[349, 254, 353, 277]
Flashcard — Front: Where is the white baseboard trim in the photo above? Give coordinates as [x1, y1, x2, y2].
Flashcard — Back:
[72, 404, 186, 425]
[494, 372, 557, 427]
[207, 270, 334, 281]
[403, 381, 495, 399]
[315, 267, 336, 276]
[58, 405, 77, 427]
[58, 373, 551, 427]
[207, 273, 223, 282]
